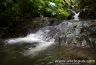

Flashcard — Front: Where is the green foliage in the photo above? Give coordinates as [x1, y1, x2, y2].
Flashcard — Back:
[0, 0, 71, 20]
[63, 0, 81, 11]
[0, 0, 96, 21]
[64, 0, 96, 11]
[79, 0, 96, 10]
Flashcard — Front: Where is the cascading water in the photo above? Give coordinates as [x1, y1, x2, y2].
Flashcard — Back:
[5, 9, 94, 56]
[70, 9, 80, 20]
[5, 19, 91, 56]
[5, 28, 55, 56]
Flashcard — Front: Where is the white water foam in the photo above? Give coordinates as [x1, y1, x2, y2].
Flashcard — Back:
[73, 12, 80, 20]
[23, 38, 55, 56]
[5, 30, 55, 56]
[70, 9, 80, 20]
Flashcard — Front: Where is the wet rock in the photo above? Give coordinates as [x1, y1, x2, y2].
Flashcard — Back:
[41, 20, 96, 48]
[2, 18, 96, 48]
[79, 10, 96, 19]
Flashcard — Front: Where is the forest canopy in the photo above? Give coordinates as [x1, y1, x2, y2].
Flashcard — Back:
[0, 0, 96, 22]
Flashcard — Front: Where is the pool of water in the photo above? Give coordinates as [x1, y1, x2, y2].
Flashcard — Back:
[0, 20, 96, 65]
[0, 42, 96, 65]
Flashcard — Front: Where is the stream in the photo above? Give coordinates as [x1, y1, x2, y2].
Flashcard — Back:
[0, 19, 96, 65]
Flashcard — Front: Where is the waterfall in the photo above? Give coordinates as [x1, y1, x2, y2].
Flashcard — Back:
[70, 9, 80, 20]
[5, 20, 89, 56]
[5, 28, 55, 56]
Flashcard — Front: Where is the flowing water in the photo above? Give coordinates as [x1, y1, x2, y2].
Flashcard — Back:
[0, 12, 96, 65]
[5, 20, 84, 56]
[70, 9, 80, 20]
